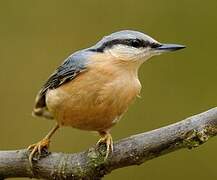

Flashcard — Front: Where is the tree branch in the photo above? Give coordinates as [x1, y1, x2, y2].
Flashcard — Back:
[1, 107, 217, 179]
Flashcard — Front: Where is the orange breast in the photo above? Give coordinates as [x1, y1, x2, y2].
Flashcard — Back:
[46, 58, 141, 132]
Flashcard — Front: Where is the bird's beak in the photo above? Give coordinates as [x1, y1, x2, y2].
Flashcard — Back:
[154, 43, 186, 52]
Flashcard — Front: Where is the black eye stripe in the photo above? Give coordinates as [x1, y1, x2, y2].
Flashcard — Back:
[129, 39, 143, 48]
[103, 39, 149, 48]
[89, 38, 161, 53]
[150, 42, 162, 48]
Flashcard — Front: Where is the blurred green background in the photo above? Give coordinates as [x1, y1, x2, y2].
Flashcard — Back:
[0, 0, 217, 179]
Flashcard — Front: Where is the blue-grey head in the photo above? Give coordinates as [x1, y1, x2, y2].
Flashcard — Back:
[89, 30, 185, 63]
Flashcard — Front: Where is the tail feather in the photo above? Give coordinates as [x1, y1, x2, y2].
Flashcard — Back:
[32, 107, 54, 119]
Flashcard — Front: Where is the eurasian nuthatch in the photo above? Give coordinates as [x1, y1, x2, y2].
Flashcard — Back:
[28, 30, 185, 164]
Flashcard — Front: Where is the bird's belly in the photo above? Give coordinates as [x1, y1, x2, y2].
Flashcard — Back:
[46, 89, 130, 131]
[46, 69, 141, 132]
[56, 98, 123, 131]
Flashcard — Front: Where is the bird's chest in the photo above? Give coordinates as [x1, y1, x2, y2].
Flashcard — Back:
[96, 74, 141, 116]
[46, 67, 141, 131]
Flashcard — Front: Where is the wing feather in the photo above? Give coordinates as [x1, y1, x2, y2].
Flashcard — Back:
[33, 53, 87, 119]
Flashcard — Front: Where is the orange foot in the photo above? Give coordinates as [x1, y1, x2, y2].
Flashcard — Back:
[27, 138, 50, 167]
[97, 132, 113, 160]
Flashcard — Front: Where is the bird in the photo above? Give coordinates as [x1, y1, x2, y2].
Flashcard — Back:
[28, 30, 185, 165]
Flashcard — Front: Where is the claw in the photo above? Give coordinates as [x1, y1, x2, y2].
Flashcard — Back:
[97, 132, 113, 160]
[27, 138, 50, 167]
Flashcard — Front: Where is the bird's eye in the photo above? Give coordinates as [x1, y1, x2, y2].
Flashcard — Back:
[130, 39, 142, 48]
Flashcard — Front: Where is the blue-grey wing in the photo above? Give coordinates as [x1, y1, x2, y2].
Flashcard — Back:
[33, 52, 88, 118]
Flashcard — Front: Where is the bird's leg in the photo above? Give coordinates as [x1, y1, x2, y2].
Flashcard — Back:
[96, 131, 113, 159]
[27, 123, 59, 167]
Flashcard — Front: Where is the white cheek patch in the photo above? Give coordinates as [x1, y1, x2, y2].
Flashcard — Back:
[108, 45, 144, 60]
[108, 45, 153, 61]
